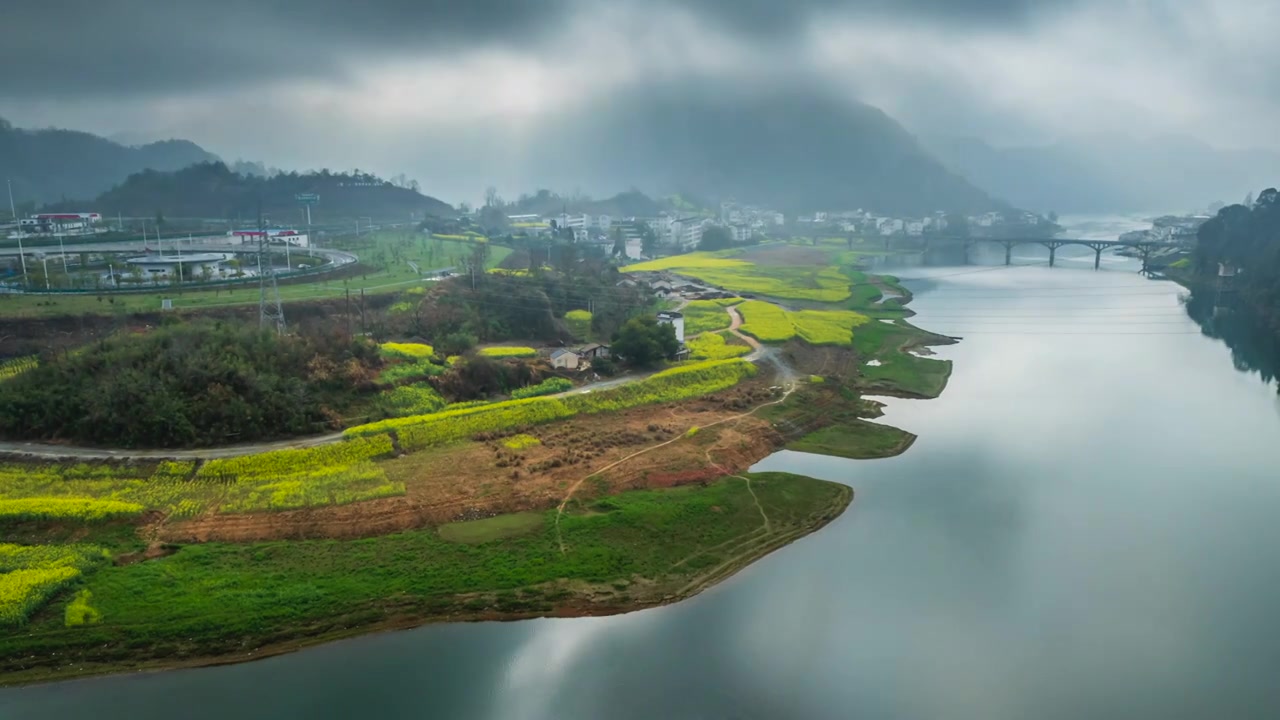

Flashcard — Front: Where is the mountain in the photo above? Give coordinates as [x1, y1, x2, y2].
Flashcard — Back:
[508, 189, 669, 218]
[0, 117, 219, 206]
[528, 82, 1003, 216]
[924, 134, 1280, 214]
[84, 161, 455, 222]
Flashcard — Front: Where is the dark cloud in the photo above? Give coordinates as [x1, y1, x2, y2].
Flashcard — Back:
[1, 0, 1076, 98]
[0, 0, 570, 97]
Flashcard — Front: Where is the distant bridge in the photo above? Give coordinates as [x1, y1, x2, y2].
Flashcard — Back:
[875, 235, 1178, 270]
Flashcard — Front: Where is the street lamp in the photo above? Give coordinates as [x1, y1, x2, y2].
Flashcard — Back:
[7, 179, 27, 283]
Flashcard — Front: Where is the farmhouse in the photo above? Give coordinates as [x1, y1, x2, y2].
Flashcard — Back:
[550, 348, 580, 370]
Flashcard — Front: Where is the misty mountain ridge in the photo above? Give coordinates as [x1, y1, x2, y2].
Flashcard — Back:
[76, 161, 454, 222]
[925, 133, 1280, 214]
[0, 117, 219, 206]
[523, 82, 1004, 216]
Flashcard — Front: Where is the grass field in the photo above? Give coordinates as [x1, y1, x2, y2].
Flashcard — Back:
[860, 353, 952, 399]
[0, 232, 511, 318]
[788, 420, 915, 459]
[0, 472, 849, 683]
[438, 512, 545, 544]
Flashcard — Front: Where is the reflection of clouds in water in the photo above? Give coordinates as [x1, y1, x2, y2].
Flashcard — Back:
[494, 618, 617, 720]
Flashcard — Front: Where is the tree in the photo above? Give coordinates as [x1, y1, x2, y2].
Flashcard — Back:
[610, 226, 626, 257]
[635, 219, 658, 257]
[611, 315, 679, 367]
[699, 225, 734, 251]
[1048, 211, 1059, 223]
[485, 186, 501, 209]
[944, 213, 970, 238]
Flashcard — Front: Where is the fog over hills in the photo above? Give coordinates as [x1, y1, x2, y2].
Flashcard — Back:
[925, 134, 1280, 215]
[0, 118, 218, 206]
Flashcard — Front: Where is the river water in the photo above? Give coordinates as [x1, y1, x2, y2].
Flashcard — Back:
[5, 245, 1280, 719]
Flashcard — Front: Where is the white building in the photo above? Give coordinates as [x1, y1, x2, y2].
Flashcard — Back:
[125, 252, 230, 280]
[730, 224, 752, 242]
[19, 212, 103, 236]
[231, 229, 310, 247]
[878, 218, 904, 235]
[550, 348, 580, 370]
[905, 220, 926, 236]
[657, 310, 685, 343]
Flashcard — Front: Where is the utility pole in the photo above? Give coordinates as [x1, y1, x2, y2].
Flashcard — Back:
[7, 179, 26, 281]
[257, 201, 286, 334]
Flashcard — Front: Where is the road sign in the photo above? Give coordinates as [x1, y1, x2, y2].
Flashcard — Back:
[295, 193, 320, 205]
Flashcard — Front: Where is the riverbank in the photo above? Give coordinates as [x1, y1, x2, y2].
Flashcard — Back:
[0, 472, 850, 687]
[0, 247, 955, 687]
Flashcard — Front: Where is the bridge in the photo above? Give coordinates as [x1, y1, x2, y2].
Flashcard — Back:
[876, 235, 1177, 270]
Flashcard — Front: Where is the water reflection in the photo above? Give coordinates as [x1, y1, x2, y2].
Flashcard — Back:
[5, 258, 1280, 719]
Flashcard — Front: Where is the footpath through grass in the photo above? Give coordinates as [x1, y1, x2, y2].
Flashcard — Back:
[0, 472, 849, 684]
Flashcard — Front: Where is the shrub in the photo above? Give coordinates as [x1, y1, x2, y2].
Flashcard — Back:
[198, 435, 394, 479]
[479, 346, 538, 359]
[565, 310, 593, 340]
[687, 332, 750, 360]
[345, 360, 757, 450]
[378, 383, 446, 417]
[0, 498, 144, 522]
[503, 434, 542, 450]
[511, 377, 573, 399]
[0, 356, 38, 383]
[64, 589, 101, 626]
[379, 342, 434, 359]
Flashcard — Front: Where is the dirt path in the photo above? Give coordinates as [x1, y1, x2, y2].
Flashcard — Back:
[553, 380, 796, 553]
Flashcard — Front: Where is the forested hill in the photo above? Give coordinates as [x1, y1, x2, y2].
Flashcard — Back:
[0, 117, 218, 205]
[83, 162, 456, 222]
[1195, 187, 1280, 329]
[533, 82, 1004, 216]
[507, 189, 669, 218]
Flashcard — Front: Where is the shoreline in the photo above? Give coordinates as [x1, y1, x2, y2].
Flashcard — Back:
[1, 480, 852, 689]
[1, 258, 958, 690]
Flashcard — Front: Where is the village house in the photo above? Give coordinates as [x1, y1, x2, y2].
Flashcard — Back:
[576, 343, 610, 360]
[550, 348, 580, 370]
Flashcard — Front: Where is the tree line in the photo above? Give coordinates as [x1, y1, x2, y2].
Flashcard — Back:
[1194, 188, 1280, 330]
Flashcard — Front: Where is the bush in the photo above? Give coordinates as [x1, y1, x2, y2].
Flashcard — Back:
[346, 360, 757, 450]
[511, 377, 573, 399]
[687, 332, 750, 360]
[565, 310, 593, 340]
[0, 498, 144, 522]
[379, 342, 434, 359]
[479, 346, 538, 359]
[0, 323, 380, 448]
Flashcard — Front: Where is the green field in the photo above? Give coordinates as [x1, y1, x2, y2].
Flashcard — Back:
[788, 420, 915, 459]
[438, 512, 546, 544]
[861, 352, 952, 398]
[0, 232, 511, 318]
[0, 473, 849, 684]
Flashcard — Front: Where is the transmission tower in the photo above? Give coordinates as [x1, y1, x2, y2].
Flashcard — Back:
[257, 208, 286, 333]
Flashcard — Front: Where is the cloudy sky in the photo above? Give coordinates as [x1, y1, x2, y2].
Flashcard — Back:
[2, 0, 1277, 202]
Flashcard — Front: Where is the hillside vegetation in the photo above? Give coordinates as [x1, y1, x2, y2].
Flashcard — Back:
[0, 117, 217, 206]
[88, 162, 454, 221]
[0, 323, 381, 448]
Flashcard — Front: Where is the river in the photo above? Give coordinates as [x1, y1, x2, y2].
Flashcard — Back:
[5, 246, 1280, 719]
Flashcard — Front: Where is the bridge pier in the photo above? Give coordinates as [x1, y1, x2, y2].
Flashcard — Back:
[1003, 242, 1013, 266]
[1049, 246, 1056, 267]
[1094, 247, 1102, 270]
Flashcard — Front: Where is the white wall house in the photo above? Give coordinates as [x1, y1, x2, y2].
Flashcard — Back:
[657, 310, 685, 343]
